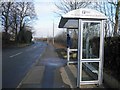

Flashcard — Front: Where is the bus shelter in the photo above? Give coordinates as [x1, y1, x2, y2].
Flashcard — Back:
[58, 8, 107, 87]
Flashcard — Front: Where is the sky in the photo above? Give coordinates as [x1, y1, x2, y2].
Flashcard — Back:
[32, 0, 63, 38]
[31, 0, 110, 38]
[1, 0, 115, 37]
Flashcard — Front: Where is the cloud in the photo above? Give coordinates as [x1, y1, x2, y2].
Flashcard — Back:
[34, 2, 57, 15]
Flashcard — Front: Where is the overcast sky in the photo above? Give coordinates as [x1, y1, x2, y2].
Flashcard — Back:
[32, 0, 63, 38]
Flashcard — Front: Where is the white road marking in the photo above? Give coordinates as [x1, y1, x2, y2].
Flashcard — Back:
[9, 52, 23, 58]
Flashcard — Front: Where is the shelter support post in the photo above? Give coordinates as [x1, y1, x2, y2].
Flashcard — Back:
[99, 20, 105, 85]
[77, 19, 81, 87]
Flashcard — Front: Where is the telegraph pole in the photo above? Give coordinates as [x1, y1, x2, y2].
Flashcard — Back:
[53, 20, 54, 45]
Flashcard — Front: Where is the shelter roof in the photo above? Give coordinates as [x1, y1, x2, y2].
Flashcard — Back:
[59, 8, 107, 28]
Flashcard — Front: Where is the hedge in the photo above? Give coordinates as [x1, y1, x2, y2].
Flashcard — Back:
[104, 36, 120, 81]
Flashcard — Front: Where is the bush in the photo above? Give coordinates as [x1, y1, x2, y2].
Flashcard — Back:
[104, 36, 120, 80]
[24, 31, 32, 43]
[17, 30, 32, 43]
[2, 32, 11, 44]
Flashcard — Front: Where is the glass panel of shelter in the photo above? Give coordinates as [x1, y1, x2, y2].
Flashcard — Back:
[80, 20, 101, 83]
[82, 21, 101, 60]
[81, 62, 99, 81]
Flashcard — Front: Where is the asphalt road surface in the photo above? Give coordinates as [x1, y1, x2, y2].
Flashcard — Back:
[2, 41, 47, 88]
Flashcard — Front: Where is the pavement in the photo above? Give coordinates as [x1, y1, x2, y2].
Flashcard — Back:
[17, 44, 103, 89]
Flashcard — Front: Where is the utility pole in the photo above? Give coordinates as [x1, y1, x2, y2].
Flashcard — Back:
[53, 20, 54, 45]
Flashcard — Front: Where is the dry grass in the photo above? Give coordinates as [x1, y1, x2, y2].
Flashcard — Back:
[52, 43, 66, 49]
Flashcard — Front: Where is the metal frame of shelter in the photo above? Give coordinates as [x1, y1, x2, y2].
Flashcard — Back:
[58, 8, 107, 88]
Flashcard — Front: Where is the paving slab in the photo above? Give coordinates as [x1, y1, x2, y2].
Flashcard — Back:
[22, 66, 45, 84]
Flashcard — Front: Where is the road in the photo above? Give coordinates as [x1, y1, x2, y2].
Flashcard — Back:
[2, 41, 47, 88]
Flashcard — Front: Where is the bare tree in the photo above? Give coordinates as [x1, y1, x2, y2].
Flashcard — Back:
[16, 2, 36, 31]
[11, 2, 36, 41]
[54, 0, 91, 16]
[10, 3, 20, 41]
[113, 1, 120, 36]
[1, 2, 13, 33]
[93, 0, 120, 37]
[15, 2, 36, 43]
[1, 1, 36, 43]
